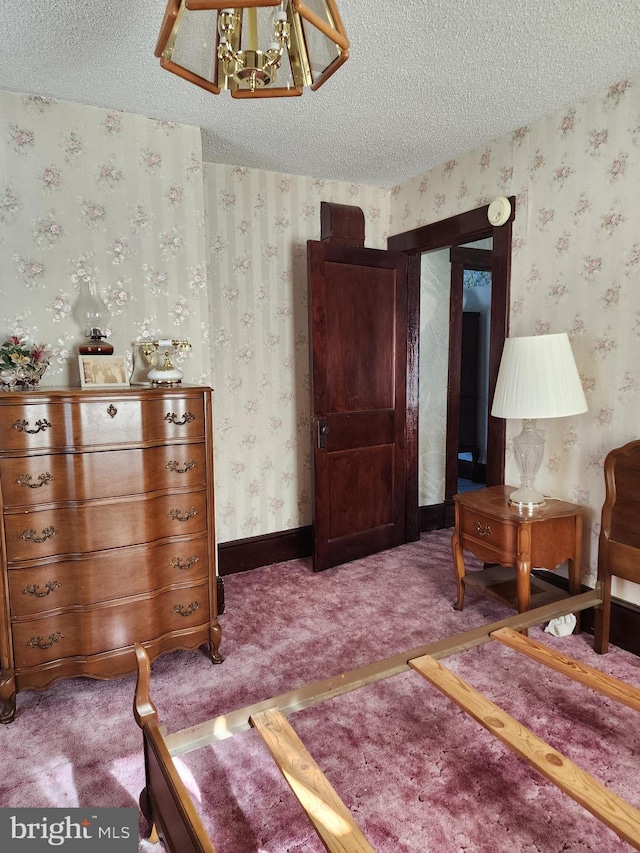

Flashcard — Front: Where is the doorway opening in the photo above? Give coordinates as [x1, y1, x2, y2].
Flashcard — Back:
[417, 240, 491, 508]
[452, 245, 492, 496]
[388, 199, 515, 540]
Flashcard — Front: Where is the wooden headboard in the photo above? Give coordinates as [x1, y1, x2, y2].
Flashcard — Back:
[594, 439, 640, 654]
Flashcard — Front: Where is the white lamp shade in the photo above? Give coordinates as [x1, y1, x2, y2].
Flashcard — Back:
[491, 333, 588, 420]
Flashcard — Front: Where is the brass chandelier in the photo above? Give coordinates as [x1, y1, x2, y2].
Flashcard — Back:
[155, 0, 349, 98]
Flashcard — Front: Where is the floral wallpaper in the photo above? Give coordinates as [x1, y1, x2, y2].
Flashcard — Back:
[2, 75, 639, 609]
[0, 89, 211, 386]
[0, 87, 391, 551]
[392, 78, 640, 604]
[203, 164, 390, 542]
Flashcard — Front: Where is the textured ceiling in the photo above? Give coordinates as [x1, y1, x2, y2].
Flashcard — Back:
[2, 1, 640, 187]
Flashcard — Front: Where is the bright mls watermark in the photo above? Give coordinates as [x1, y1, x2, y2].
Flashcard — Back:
[0, 808, 137, 850]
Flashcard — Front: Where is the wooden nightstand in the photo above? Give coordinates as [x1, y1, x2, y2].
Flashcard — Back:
[452, 485, 583, 622]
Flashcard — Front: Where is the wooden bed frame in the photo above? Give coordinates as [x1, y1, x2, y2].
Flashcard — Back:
[134, 440, 640, 852]
[133, 589, 640, 853]
[594, 439, 640, 654]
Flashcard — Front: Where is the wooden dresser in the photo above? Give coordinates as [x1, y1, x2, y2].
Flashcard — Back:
[0, 385, 222, 722]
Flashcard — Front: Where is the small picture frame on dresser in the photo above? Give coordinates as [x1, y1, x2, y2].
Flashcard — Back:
[79, 354, 129, 388]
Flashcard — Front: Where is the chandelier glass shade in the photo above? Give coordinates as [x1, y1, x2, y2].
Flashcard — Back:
[155, 0, 349, 97]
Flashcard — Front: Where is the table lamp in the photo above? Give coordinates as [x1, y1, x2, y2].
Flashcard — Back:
[491, 333, 587, 509]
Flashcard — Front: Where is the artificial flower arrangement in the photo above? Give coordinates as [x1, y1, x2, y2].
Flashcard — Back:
[0, 335, 50, 391]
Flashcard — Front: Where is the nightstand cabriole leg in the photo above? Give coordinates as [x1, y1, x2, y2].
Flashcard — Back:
[516, 525, 532, 635]
[452, 526, 466, 611]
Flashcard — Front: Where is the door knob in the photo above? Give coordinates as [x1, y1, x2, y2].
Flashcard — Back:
[318, 419, 329, 448]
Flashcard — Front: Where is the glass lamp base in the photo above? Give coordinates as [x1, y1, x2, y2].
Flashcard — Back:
[511, 418, 546, 510]
[508, 485, 546, 509]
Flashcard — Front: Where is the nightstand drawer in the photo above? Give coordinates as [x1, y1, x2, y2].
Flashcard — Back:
[458, 507, 517, 556]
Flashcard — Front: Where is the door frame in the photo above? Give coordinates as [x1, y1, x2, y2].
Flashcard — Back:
[387, 198, 515, 541]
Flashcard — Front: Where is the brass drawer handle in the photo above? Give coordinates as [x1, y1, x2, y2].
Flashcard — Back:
[15, 472, 54, 489]
[107, 404, 117, 418]
[11, 418, 52, 435]
[172, 601, 201, 617]
[170, 556, 199, 570]
[474, 521, 493, 537]
[168, 507, 198, 522]
[19, 526, 58, 543]
[166, 459, 197, 474]
[27, 632, 63, 650]
[164, 411, 195, 426]
[23, 580, 61, 597]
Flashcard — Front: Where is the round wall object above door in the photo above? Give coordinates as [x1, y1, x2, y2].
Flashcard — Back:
[487, 197, 512, 226]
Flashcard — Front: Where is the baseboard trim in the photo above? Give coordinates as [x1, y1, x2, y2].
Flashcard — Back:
[533, 570, 640, 658]
[218, 526, 313, 576]
[419, 501, 455, 531]
[219, 510, 453, 574]
[218, 510, 454, 573]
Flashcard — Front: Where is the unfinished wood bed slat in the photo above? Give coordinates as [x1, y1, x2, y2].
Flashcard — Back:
[410, 654, 640, 852]
[250, 708, 375, 853]
[491, 627, 640, 713]
[165, 589, 601, 757]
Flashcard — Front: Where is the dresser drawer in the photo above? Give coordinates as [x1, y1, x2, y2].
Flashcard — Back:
[0, 395, 205, 452]
[12, 581, 210, 668]
[458, 506, 517, 557]
[0, 444, 208, 507]
[73, 396, 205, 447]
[0, 402, 69, 452]
[9, 536, 210, 616]
[5, 491, 207, 562]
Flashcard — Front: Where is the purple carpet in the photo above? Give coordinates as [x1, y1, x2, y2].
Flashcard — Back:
[2, 530, 639, 851]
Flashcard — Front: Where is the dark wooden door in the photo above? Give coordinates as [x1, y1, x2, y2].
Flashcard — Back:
[308, 240, 409, 571]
